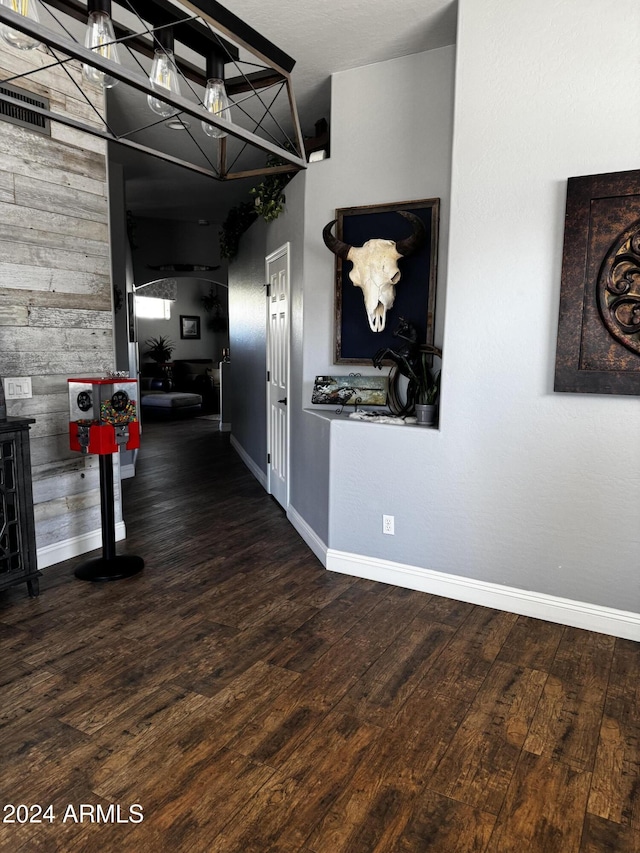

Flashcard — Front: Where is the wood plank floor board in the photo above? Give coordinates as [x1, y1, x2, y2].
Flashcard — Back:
[592, 630, 640, 829]
[496, 614, 565, 670]
[266, 584, 386, 673]
[411, 593, 475, 627]
[91, 747, 276, 853]
[484, 751, 592, 853]
[0, 419, 637, 852]
[334, 620, 456, 726]
[391, 787, 496, 853]
[213, 712, 382, 853]
[523, 627, 615, 773]
[420, 605, 519, 703]
[579, 813, 640, 853]
[429, 661, 548, 813]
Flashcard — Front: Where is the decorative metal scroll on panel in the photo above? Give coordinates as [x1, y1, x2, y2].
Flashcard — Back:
[597, 221, 640, 355]
[311, 374, 388, 414]
[554, 170, 640, 395]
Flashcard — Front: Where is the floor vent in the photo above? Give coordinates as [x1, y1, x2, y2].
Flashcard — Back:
[0, 82, 50, 135]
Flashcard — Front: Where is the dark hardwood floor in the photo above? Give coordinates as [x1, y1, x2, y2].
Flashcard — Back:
[1, 418, 639, 852]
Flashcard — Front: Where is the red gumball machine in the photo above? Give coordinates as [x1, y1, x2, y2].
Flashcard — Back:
[68, 376, 144, 582]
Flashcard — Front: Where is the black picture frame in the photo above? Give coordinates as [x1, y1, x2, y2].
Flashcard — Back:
[180, 315, 201, 340]
[332, 198, 439, 364]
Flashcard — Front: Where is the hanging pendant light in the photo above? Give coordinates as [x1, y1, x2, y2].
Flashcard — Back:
[0, 0, 40, 51]
[201, 50, 231, 139]
[82, 0, 120, 89]
[148, 27, 181, 119]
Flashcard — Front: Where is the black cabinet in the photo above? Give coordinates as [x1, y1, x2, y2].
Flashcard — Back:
[0, 417, 40, 597]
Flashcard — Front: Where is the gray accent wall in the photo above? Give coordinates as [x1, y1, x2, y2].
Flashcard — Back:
[302, 47, 456, 550]
[228, 216, 270, 475]
[228, 48, 455, 551]
[228, 18, 640, 623]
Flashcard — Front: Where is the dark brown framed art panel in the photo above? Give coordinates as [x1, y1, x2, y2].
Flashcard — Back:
[333, 198, 439, 365]
[554, 169, 640, 395]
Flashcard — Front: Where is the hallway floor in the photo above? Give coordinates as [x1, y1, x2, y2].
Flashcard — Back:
[0, 419, 638, 852]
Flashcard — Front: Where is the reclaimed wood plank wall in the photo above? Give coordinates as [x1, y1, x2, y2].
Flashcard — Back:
[0, 44, 121, 562]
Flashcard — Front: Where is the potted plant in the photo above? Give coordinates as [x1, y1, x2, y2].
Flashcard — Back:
[408, 351, 441, 426]
[144, 335, 174, 363]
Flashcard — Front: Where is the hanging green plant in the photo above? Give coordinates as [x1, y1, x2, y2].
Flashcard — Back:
[250, 155, 289, 223]
[201, 285, 228, 331]
[219, 154, 294, 260]
[219, 200, 258, 260]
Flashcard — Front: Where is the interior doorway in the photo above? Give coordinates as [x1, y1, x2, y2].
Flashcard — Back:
[266, 244, 290, 509]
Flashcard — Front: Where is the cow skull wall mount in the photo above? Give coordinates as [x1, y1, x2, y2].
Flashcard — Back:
[323, 211, 426, 332]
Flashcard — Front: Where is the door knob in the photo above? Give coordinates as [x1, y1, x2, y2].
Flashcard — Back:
[278, 397, 287, 405]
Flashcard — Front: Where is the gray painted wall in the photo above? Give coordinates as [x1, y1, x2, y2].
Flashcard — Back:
[302, 47, 456, 549]
[137, 277, 229, 365]
[227, 217, 270, 473]
[131, 217, 226, 288]
[227, 48, 455, 548]
[227, 172, 332, 542]
[325, 4, 640, 615]
[227, 12, 640, 624]
[131, 216, 229, 364]
[301, 47, 456, 404]
[266, 174, 331, 543]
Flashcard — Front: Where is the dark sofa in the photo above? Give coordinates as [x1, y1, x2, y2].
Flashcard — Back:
[171, 359, 220, 412]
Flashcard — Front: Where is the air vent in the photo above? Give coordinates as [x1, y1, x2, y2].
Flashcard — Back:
[0, 82, 50, 136]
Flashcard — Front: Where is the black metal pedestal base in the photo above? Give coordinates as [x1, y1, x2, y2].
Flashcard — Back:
[74, 451, 144, 583]
[74, 554, 144, 582]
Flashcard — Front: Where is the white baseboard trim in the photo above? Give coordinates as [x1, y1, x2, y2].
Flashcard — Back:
[230, 435, 267, 489]
[219, 422, 231, 432]
[287, 505, 328, 565]
[37, 521, 127, 570]
[326, 549, 640, 641]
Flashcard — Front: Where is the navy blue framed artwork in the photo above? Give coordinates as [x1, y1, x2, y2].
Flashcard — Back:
[329, 198, 439, 364]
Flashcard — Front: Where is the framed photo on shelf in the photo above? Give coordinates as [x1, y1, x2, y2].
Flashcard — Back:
[330, 198, 439, 365]
[180, 315, 201, 340]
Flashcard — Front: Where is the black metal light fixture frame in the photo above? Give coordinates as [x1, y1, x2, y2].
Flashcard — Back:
[0, 0, 307, 181]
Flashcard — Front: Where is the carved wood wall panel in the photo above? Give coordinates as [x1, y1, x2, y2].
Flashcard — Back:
[554, 169, 640, 395]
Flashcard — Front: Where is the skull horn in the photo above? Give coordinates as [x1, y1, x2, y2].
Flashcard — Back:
[395, 211, 426, 257]
[322, 219, 352, 260]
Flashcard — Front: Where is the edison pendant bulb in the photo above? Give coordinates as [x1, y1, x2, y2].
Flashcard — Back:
[201, 78, 231, 139]
[147, 48, 180, 118]
[0, 0, 40, 51]
[82, 10, 120, 89]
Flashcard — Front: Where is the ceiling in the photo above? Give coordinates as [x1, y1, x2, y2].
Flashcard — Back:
[108, 0, 458, 224]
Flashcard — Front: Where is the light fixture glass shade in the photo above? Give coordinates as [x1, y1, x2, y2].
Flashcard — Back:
[147, 47, 181, 118]
[82, 9, 120, 88]
[201, 78, 231, 139]
[0, 0, 40, 51]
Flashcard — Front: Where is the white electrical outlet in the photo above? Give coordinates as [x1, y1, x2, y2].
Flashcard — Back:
[4, 377, 32, 399]
[383, 514, 395, 535]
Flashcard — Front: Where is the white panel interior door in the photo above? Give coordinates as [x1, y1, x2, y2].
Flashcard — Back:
[266, 244, 289, 509]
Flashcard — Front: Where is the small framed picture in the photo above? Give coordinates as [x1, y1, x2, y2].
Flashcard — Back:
[180, 315, 201, 340]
